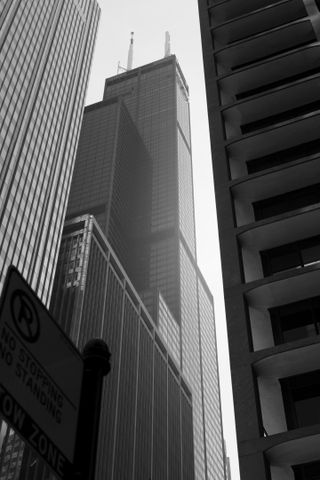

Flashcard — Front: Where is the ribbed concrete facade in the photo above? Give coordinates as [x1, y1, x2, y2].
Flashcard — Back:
[0, 1, 100, 478]
[0, 0, 100, 305]
[198, 0, 320, 479]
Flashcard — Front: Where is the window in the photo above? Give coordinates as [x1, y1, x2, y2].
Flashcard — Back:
[247, 137, 320, 174]
[231, 39, 314, 72]
[261, 235, 320, 276]
[239, 66, 320, 103]
[242, 99, 320, 135]
[281, 370, 320, 430]
[270, 296, 320, 345]
[293, 460, 320, 479]
[253, 183, 320, 221]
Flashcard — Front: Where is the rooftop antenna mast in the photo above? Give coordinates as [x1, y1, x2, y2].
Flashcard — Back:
[127, 32, 134, 70]
[164, 31, 171, 57]
[117, 61, 127, 74]
[116, 32, 135, 74]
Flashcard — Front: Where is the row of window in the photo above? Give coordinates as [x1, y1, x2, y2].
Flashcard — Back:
[261, 234, 320, 276]
[270, 295, 320, 346]
[253, 183, 320, 221]
[261, 368, 320, 477]
[281, 369, 320, 431]
[293, 459, 320, 479]
[242, 99, 320, 136]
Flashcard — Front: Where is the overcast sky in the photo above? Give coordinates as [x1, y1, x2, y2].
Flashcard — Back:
[85, 1, 240, 478]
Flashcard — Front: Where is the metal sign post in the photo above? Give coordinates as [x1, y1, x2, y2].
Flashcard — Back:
[72, 339, 111, 480]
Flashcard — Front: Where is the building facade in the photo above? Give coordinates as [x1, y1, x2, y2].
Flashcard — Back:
[65, 55, 225, 479]
[223, 442, 232, 480]
[198, 0, 320, 478]
[66, 96, 152, 293]
[0, 1, 100, 478]
[103, 57, 195, 324]
[51, 215, 195, 480]
[0, 0, 100, 305]
[0, 430, 24, 480]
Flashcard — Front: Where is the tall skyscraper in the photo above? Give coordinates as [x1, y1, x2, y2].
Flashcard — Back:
[198, 0, 320, 479]
[64, 55, 225, 479]
[65, 96, 152, 293]
[0, 0, 100, 305]
[0, 1, 100, 478]
[51, 214, 195, 480]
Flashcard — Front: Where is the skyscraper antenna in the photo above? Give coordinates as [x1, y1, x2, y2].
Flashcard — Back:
[127, 32, 134, 70]
[164, 31, 171, 57]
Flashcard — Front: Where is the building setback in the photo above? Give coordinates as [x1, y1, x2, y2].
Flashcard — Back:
[66, 96, 152, 294]
[0, 0, 100, 478]
[64, 55, 225, 479]
[198, 0, 320, 479]
[51, 214, 195, 480]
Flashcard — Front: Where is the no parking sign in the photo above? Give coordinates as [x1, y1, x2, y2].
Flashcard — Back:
[0, 267, 83, 479]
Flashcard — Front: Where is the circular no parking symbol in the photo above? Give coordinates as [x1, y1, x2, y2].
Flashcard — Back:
[10, 290, 40, 343]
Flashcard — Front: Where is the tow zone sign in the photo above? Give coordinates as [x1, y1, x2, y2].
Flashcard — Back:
[0, 267, 83, 479]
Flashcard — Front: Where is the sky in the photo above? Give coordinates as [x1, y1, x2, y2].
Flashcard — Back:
[85, 1, 240, 478]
